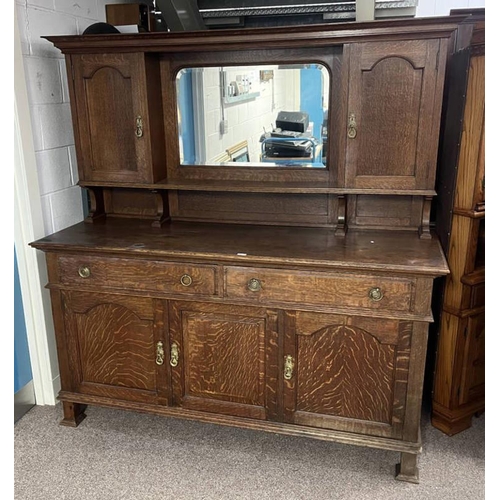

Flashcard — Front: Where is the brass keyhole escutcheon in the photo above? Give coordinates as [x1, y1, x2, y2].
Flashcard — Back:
[247, 278, 262, 292]
[135, 115, 144, 138]
[347, 112, 357, 139]
[368, 287, 383, 302]
[170, 343, 179, 367]
[180, 274, 193, 287]
[284, 355, 295, 380]
[156, 341, 165, 366]
[78, 266, 91, 278]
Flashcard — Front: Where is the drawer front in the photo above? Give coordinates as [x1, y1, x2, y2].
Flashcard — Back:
[225, 267, 413, 312]
[58, 255, 217, 296]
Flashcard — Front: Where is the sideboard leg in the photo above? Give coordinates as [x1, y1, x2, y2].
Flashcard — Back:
[395, 452, 419, 483]
[60, 402, 87, 427]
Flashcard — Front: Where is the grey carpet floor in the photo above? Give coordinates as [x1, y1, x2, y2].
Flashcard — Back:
[14, 404, 484, 500]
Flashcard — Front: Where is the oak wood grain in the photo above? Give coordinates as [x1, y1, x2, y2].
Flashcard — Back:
[58, 254, 217, 296]
[62, 291, 159, 403]
[225, 266, 414, 312]
[169, 301, 278, 420]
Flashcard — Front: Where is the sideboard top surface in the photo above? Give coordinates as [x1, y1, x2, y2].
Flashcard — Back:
[31, 220, 449, 276]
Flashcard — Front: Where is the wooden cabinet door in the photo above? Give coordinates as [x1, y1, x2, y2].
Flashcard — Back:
[459, 312, 485, 405]
[283, 312, 412, 438]
[345, 40, 446, 190]
[169, 301, 279, 420]
[71, 53, 156, 183]
[61, 291, 168, 404]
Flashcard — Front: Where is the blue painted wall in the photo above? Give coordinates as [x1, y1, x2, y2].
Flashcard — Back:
[300, 66, 323, 142]
[14, 247, 32, 394]
[177, 69, 196, 164]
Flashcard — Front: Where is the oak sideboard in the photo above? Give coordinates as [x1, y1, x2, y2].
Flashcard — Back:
[31, 16, 466, 482]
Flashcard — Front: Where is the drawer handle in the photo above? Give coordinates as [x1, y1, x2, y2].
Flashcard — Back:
[284, 355, 295, 380]
[78, 266, 91, 279]
[180, 274, 193, 287]
[170, 342, 179, 367]
[155, 341, 165, 366]
[368, 287, 384, 302]
[247, 278, 262, 292]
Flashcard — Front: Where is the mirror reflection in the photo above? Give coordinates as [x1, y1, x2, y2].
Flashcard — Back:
[176, 64, 329, 168]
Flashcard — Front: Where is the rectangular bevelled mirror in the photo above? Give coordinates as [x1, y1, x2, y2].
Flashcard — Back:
[176, 64, 329, 168]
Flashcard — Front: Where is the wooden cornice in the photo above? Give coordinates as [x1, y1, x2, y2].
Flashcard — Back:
[44, 15, 467, 54]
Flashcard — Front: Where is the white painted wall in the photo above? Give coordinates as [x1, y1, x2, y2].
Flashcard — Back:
[417, 0, 485, 17]
[15, 0, 137, 235]
[14, 0, 136, 405]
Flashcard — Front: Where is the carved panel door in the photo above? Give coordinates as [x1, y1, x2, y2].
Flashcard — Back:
[345, 40, 446, 190]
[283, 312, 412, 438]
[169, 301, 279, 420]
[71, 53, 155, 183]
[62, 291, 168, 404]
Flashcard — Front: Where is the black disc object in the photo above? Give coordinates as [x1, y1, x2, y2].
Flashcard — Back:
[82, 22, 120, 35]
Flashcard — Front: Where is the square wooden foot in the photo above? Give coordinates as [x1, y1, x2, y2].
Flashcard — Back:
[395, 452, 419, 484]
[60, 402, 87, 427]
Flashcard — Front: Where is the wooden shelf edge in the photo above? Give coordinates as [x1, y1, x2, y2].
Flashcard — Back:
[78, 181, 436, 196]
[453, 207, 485, 218]
[461, 267, 485, 286]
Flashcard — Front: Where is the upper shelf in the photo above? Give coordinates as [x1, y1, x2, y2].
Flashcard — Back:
[78, 179, 437, 196]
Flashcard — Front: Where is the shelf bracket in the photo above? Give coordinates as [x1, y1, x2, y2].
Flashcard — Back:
[418, 196, 432, 239]
[150, 190, 170, 228]
[84, 187, 106, 224]
[335, 194, 347, 237]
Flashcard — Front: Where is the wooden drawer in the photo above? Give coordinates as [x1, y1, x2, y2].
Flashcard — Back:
[57, 255, 217, 296]
[225, 266, 413, 312]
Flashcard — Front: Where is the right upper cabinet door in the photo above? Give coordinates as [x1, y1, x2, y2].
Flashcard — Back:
[345, 39, 446, 190]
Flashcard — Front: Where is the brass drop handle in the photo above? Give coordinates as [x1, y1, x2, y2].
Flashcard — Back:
[347, 112, 357, 139]
[135, 115, 143, 138]
[368, 287, 384, 302]
[247, 278, 262, 292]
[156, 341, 165, 366]
[284, 355, 295, 380]
[180, 274, 193, 287]
[78, 266, 91, 278]
[170, 342, 179, 367]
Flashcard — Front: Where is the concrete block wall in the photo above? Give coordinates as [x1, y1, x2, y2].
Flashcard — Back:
[15, 0, 136, 236]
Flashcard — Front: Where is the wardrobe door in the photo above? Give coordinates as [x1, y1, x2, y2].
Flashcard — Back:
[344, 39, 446, 190]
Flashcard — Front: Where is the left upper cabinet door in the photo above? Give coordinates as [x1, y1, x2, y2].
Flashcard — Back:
[70, 53, 165, 183]
[61, 291, 169, 405]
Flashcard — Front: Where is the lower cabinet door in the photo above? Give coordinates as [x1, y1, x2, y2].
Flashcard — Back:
[61, 291, 168, 404]
[283, 311, 413, 438]
[169, 301, 279, 420]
